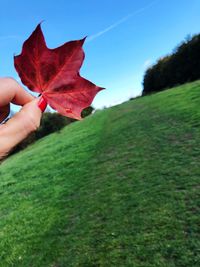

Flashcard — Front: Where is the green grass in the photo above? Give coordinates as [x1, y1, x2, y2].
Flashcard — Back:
[0, 81, 200, 267]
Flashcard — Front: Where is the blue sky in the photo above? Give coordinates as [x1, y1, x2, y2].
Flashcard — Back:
[0, 0, 200, 109]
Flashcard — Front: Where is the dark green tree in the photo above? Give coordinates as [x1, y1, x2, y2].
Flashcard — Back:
[81, 106, 94, 118]
[142, 33, 200, 95]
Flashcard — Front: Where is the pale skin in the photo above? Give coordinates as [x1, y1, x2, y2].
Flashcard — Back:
[0, 77, 42, 159]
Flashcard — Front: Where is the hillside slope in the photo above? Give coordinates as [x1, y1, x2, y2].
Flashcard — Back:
[0, 81, 200, 267]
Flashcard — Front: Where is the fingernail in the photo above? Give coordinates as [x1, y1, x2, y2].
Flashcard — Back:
[37, 96, 47, 112]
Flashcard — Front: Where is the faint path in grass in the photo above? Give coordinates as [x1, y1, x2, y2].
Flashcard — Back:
[0, 80, 200, 266]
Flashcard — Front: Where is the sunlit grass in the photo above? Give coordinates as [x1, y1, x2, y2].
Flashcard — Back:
[0, 80, 200, 267]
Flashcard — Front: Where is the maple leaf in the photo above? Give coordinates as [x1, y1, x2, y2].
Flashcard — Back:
[14, 24, 104, 120]
[0, 105, 10, 124]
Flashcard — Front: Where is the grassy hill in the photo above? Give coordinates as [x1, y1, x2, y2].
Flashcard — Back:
[0, 81, 200, 267]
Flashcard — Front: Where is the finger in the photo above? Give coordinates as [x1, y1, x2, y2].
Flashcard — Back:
[0, 77, 34, 107]
[0, 98, 42, 157]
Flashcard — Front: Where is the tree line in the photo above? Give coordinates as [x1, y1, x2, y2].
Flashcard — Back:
[142, 33, 200, 95]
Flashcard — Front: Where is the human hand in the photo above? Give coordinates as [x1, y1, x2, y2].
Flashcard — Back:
[0, 77, 46, 159]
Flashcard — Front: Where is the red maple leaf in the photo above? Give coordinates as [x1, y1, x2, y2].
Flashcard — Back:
[14, 24, 104, 120]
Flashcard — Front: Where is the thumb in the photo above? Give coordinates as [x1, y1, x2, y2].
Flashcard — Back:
[16, 98, 43, 132]
[0, 98, 46, 157]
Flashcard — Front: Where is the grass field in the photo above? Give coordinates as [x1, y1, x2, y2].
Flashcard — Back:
[0, 81, 200, 267]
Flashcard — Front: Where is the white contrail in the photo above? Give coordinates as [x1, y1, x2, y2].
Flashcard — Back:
[86, 14, 132, 42]
[86, 0, 159, 42]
